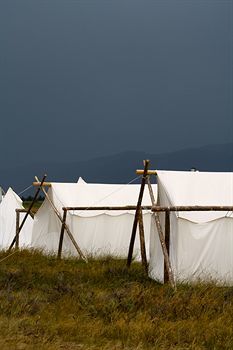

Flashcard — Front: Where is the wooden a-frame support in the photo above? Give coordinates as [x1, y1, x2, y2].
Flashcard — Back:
[9, 174, 47, 251]
[127, 160, 150, 273]
[9, 174, 87, 263]
[34, 176, 87, 262]
[127, 160, 176, 289]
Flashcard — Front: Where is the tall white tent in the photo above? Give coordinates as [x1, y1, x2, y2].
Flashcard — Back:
[149, 171, 233, 285]
[32, 180, 157, 258]
[0, 188, 34, 249]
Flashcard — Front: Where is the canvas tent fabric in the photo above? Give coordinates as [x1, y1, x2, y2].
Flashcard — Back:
[77, 177, 86, 184]
[0, 187, 3, 203]
[0, 188, 34, 249]
[32, 181, 157, 258]
[149, 171, 233, 285]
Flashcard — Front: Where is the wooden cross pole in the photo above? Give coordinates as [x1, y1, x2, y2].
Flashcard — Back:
[9, 174, 47, 251]
[127, 160, 150, 268]
[35, 177, 88, 262]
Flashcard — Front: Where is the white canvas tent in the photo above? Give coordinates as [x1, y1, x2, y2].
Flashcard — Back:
[0, 187, 3, 203]
[0, 188, 34, 249]
[149, 171, 233, 284]
[32, 179, 157, 258]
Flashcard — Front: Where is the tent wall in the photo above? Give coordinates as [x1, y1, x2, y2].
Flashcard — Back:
[149, 171, 233, 285]
[149, 216, 233, 284]
[32, 182, 157, 258]
[32, 199, 152, 258]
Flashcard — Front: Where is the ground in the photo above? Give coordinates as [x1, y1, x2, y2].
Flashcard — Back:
[0, 250, 232, 349]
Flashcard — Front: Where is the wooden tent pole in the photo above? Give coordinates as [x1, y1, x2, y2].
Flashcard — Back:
[164, 209, 170, 283]
[127, 160, 150, 268]
[152, 205, 233, 212]
[57, 208, 67, 259]
[146, 177, 176, 289]
[15, 210, 20, 249]
[16, 208, 34, 218]
[138, 207, 148, 273]
[15, 210, 34, 249]
[35, 177, 87, 262]
[63, 205, 152, 211]
[9, 174, 47, 251]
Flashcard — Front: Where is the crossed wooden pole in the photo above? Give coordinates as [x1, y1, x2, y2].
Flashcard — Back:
[9, 175, 47, 251]
[9, 175, 88, 262]
[127, 160, 176, 289]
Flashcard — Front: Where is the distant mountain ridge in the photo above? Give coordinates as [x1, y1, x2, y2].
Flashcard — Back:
[1, 143, 232, 194]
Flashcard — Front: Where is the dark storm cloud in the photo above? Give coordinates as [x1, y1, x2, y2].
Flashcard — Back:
[0, 0, 232, 167]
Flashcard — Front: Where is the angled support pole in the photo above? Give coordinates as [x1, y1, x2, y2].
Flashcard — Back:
[9, 174, 47, 251]
[147, 176, 176, 289]
[35, 176, 88, 262]
[127, 160, 150, 268]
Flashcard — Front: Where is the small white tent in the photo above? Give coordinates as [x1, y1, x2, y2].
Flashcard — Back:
[149, 171, 233, 284]
[0, 188, 34, 249]
[32, 180, 157, 258]
[0, 187, 3, 203]
[77, 177, 87, 184]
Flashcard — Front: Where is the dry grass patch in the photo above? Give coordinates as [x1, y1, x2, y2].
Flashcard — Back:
[0, 250, 232, 349]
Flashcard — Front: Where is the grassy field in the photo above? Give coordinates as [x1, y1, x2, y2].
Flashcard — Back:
[0, 250, 232, 350]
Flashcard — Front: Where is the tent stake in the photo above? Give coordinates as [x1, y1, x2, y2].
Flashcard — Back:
[57, 209, 67, 259]
[35, 177, 87, 262]
[147, 177, 176, 289]
[127, 160, 150, 268]
[9, 174, 47, 251]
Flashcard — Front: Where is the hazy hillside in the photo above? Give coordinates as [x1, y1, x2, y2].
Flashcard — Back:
[1, 143, 232, 193]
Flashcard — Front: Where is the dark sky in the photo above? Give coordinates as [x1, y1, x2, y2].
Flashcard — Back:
[0, 0, 232, 167]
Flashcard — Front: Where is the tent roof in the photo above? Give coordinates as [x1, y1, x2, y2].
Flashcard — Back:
[77, 177, 87, 184]
[48, 182, 157, 217]
[157, 170, 233, 222]
[3, 187, 24, 207]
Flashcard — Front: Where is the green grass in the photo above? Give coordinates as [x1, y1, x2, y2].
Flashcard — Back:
[0, 250, 232, 349]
